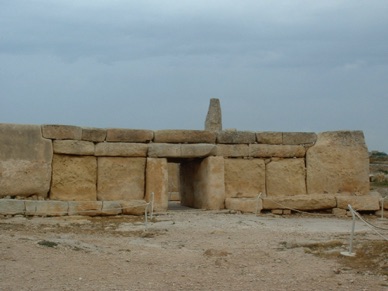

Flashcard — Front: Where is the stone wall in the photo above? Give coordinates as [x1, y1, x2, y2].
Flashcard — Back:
[0, 123, 377, 216]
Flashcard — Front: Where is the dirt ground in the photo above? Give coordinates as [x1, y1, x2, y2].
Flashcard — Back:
[1, 202, 388, 291]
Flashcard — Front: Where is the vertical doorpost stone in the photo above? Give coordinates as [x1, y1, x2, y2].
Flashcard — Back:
[145, 158, 169, 212]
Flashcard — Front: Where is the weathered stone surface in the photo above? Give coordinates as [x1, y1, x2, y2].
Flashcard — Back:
[215, 144, 249, 157]
[50, 155, 97, 201]
[283, 132, 317, 145]
[225, 197, 262, 213]
[68, 201, 102, 216]
[256, 132, 282, 145]
[97, 157, 146, 201]
[148, 144, 216, 158]
[0, 199, 25, 215]
[42, 124, 82, 140]
[168, 163, 180, 193]
[205, 98, 222, 131]
[148, 144, 181, 158]
[217, 131, 256, 144]
[306, 131, 370, 195]
[224, 159, 265, 198]
[154, 130, 216, 144]
[180, 156, 225, 210]
[0, 123, 52, 198]
[262, 194, 337, 210]
[249, 144, 306, 158]
[106, 129, 153, 143]
[266, 159, 306, 197]
[332, 208, 347, 217]
[53, 140, 95, 155]
[336, 195, 380, 211]
[101, 201, 122, 215]
[95, 143, 148, 157]
[145, 158, 169, 212]
[120, 200, 148, 215]
[82, 127, 106, 142]
[169, 192, 180, 201]
[180, 144, 216, 158]
[26, 201, 69, 216]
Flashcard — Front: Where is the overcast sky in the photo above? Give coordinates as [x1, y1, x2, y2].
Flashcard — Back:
[1, 0, 387, 152]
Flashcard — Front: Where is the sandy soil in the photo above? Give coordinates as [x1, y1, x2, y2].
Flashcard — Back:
[1, 203, 388, 291]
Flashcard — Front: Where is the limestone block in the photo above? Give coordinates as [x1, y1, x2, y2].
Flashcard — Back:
[217, 131, 256, 144]
[148, 144, 181, 158]
[256, 132, 282, 145]
[283, 132, 317, 145]
[215, 144, 249, 157]
[101, 201, 122, 215]
[106, 128, 153, 143]
[53, 140, 95, 155]
[50, 155, 97, 201]
[145, 158, 169, 212]
[42, 124, 82, 140]
[169, 192, 181, 201]
[266, 159, 306, 197]
[205, 98, 222, 131]
[0, 123, 52, 198]
[154, 130, 216, 144]
[336, 195, 380, 211]
[332, 208, 347, 217]
[180, 144, 216, 158]
[82, 127, 106, 142]
[225, 197, 262, 213]
[95, 143, 148, 157]
[224, 159, 265, 198]
[249, 144, 306, 158]
[262, 194, 336, 210]
[98, 157, 146, 201]
[306, 131, 370, 195]
[271, 209, 283, 215]
[168, 163, 180, 193]
[120, 200, 148, 215]
[0, 199, 25, 215]
[26, 201, 69, 216]
[68, 201, 102, 216]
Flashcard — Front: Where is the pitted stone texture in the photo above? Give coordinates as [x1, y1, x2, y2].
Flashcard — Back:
[306, 131, 370, 195]
[249, 144, 305, 158]
[205, 98, 222, 131]
[168, 163, 180, 193]
[68, 201, 102, 216]
[120, 200, 148, 215]
[256, 132, 282, 145]
[95, 143, 148, 157]
[148, 143, 216, 158]
[101, 201, 122, 215]
[50, 155, 97, 201]
[262, 194, 336, 210]
[180, 156, 225, 210]
[336, 195, 380, 211]
[26, 200, 69, 216]
[224, 159, 265, 198]
[215, 144, 249, 157]
[53, 140, 95, 155]
[97, 157, 145, 201]
[0, 124, 52, 198]
[106, 129, 153, 143]
[283, 132, 317, 145]
[266, 159, 306, 197]
[217, 131, 256, 144]
[154, 130, 216, 144]
[145, 158, 169, 212]
[42, 124, 82, 140]
[0, 199, 25, 215]
[82, 127, 106, 142]
[225, 197, 262, 213]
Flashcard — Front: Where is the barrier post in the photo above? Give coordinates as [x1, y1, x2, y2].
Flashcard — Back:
[340, 204, 356, 257]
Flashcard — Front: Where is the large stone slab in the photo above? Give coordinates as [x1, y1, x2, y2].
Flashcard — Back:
[95, 143, 148, 157]
[224, 159, 265, 198]
[68, 201, 102, 216]
[82, 127, 107, 142]
[53, 140, 95, 155]
[148, 144, 216, 158]
[205, 98, 222, 131]
[26, 200, 69, 216]
[282, 132, 317, 145]
[256, 132, 282, 145]
[306, 131, 370, 195]
[145, 158, 169, 212]
[0, 199, 25, 215]
[225, 197, 262, 213]
[50, 155, 97, 201]
[180, 144, 217, 158]
[249, 144, 306, 158]
[106, 129, 153, 143]
[217, 131, 256, 144]
[120, 200, 149, 215]
[42, 124, 82, 140]
[101, 201, 122, 216]
[0, 123, 52, 198]
[336, 195, 380, 211]
[97, 157, 146, 201]
[266, 159, 306, 197]
[215, 144, 249, 157]
[262, 194, 337, 210]
[154, 130, 216, 144]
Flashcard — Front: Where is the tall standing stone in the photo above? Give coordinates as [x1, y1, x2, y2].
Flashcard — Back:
[205, 98, 222, 131]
